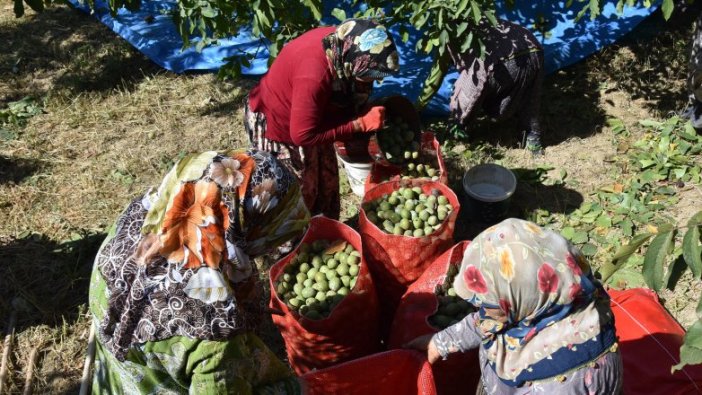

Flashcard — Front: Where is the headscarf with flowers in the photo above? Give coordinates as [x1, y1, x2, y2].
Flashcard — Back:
[92, 149, 310, 361]
[321, 18, 400, 108]
[453, 218, 616, 386]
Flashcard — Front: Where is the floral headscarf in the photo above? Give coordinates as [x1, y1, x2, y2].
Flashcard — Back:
[93, 149, 310, 360]
[453, 218, 616, 386]
[322, 18, 400, 108]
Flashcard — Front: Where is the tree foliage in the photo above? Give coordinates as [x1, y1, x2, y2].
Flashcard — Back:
[15, 0, 676, 101]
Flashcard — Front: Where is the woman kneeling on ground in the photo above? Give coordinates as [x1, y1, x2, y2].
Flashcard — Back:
[449, 19, 545, 155]
[245, 18, 400, 219]
[408, 218, 623, 394]
[88, 149, 310, 394]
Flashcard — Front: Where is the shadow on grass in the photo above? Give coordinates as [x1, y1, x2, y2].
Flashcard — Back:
[450, 165, 584, 241]
[40, 374, 80, 395]
[198, 77, 259, 118]
[0, 155, 42, 185]
[591, 4, 702, 117]
[0, 232, 104, 332]
[1, 5, 161, 102]
[426, 56, 608, 150]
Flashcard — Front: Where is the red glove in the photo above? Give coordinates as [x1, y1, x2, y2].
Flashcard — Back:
[354, 106, 385, 133]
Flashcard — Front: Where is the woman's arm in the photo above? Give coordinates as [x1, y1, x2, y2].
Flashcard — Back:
[431, 312, 484, 360]
[288, 76, 357, 146]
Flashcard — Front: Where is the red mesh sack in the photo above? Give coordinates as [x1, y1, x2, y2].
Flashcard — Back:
[609, 288, 702, 394]
[302, 350, 437, 395]
[269, 216, 381, 375]
[365, 132, 449, 193]
[359, 179, 460, 336]
[388, 241, 481, 395]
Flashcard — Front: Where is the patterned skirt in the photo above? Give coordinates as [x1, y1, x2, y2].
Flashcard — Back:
[244, 98, 341, 220]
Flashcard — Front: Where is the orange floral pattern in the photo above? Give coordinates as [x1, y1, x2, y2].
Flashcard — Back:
[498, 246, 515, 282]
[232, 152, 254, 199]
[159, 180, 229, 269]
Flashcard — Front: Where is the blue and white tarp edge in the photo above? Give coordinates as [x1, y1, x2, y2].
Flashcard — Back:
[68, 0, 660, 115]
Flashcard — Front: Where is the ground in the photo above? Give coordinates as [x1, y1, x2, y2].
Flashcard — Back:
[1, 3, 701, 392]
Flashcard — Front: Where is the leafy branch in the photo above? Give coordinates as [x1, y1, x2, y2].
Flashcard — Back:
[15, 0, 677, 106]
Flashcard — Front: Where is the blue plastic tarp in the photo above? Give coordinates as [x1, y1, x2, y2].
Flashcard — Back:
[69, 0, 660, 115]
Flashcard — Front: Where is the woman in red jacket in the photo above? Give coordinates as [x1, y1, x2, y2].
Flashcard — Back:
[245, 18, 400, 219]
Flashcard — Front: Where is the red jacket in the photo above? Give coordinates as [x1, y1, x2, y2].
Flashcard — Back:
[248, 27, 357, 146]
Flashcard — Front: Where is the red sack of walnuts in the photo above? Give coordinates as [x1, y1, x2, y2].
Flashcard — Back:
[365, 132, 448, 194]
[269, 216, 381, 375]
[359, 179, 460, 336]
[609, 288, 702, 395]
[302, 350, 437, 395]
[388, 241, 481, 395]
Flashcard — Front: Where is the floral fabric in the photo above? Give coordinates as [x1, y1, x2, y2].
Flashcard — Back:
[245, 99, 341, 219]
[449, 19, 543, 144]
[432, 313, 623, 394]
[90, 259, 300, 395]
[91, 150, 310, 361]
[321, 18, 399, 109]
[451, 218, 617, 386]
[91, 322, 301, 395]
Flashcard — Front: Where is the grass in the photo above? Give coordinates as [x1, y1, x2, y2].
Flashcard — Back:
[0, 2, 701, 392]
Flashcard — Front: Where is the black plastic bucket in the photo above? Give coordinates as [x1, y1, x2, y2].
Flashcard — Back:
[461, 164, 517, 224]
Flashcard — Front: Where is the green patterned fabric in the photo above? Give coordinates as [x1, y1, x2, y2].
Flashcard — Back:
[90, 261, 300, 395]
[87, 150, 308, 394]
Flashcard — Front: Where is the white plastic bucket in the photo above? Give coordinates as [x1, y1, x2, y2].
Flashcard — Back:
[338, 156, 373, 197]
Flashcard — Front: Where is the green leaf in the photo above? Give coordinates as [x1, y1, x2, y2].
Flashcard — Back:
[455, 0, 469, 17]
[639, 119, 662, 128]
[571, 231, 589, 244]
[621, 219, 634, 237]
[302, 0, 322, 21]
[688, 210, 702, 227]
[683, 225, 702, 279]
[561, 226, 575, 240]
[661, 0, 674, 20]
[195, 39, 207, 53]
[470, 1, 481, 23]
[639, 158, 656, 169]
[417, 51, 450, 109]
[483, 10, 497, 26]
[581, 243, 598, 257]
[604, 267, 646, 289]
[643, 230, 675, 292]
[612, 232, 654, 264]
[456, 22, 468, 36]
[439, 30, 449, 47]
[255, 8, 270, 31]
[460, 32, 474, 53]
[141, 151, 218, 234]
[673, 320, 702, 372]
[331, 7, 346, 22]
[595, 215, 612, 228]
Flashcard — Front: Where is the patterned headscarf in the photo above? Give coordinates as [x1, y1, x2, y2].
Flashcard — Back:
[453, 218, 616, 386]
[93, 149, 310, 360]
[322, 18, 400, 108]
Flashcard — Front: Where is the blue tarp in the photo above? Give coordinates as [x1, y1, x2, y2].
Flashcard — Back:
[69, 0, 660, 115]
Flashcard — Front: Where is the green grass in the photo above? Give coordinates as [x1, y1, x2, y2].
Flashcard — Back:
[1, 2, 701, 392]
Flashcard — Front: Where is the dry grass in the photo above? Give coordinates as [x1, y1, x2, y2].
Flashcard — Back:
[1, 5, 254, 393]
[1, 2, 701, 393]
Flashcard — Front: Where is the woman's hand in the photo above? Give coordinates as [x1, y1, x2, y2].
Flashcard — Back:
[404, 334, 442, 364]
[354, 106, 385, 132]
